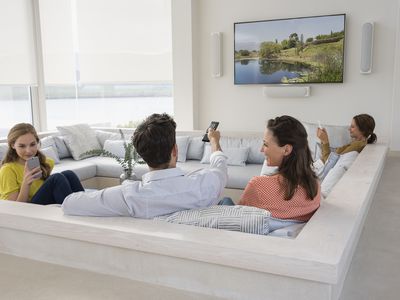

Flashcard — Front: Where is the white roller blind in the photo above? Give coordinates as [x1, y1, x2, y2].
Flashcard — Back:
[0, 0, 37, 85]
[76, 0, 172, 83]
[39, 0, 76, 85]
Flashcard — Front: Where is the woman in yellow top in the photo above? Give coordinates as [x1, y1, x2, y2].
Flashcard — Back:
[0, 123, 84, 205]
[317, 114, 377, 163]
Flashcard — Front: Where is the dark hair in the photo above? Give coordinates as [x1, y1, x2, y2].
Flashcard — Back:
[132, 113, 176, 169]
[2, 123, 51, 179]
[267, 115, 318, 200]
[353, 114, 377, 144]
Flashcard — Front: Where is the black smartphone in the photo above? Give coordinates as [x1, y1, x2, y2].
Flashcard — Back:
[202, 121, 219, 142]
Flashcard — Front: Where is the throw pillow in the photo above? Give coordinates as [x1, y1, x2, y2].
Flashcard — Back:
[95, 130, 121, 148]
[154, 205, 271, 235]
[200, 145, 250, 166]
[319, 152, 340, 181]
[56, 124, 101, 160]
[321, 151, 358, 198]
[176, 136, 190, 162]
[53, 136, 71, 159]
[241, 137, 265, 164]
[302, 121, 350, 161]
[0, 143, 8, 162]
[186, 136, 205, 160]
[40, 146, 60, 164]
[103, 140, 129, 158]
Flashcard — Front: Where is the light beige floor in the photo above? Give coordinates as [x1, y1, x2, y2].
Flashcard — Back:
[0, 155, 399, 300]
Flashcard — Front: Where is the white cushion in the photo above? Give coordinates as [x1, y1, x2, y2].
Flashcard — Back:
[154, 205, 271, 235]
[103, 140, 129, 158]
[57, 124, 101, 160]
[0, 143, 8, 162]
[95, 130, 121, 147]
[41, 146, 60, 164]
[200, 145, 250, 166]
[241, 137, 264, 164]
[302, 121, 350, 161]
[176, 136, 190, 162]
[186, 136, 204, 160]
[53, 136, 71, 159]
[319, 152, 340, 181]
[321, 151, 358, 198]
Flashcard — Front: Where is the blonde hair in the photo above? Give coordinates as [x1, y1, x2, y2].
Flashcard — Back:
[1, 123, 51, 179]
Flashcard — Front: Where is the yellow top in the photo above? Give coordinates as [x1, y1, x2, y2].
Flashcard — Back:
[321, 140, 367, 163]
[0, 158, 54, 200]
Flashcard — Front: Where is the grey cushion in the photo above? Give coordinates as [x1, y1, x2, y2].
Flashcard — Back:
[302, 121, 351, 161]
[95, 130, 121, 148]
[41, 146, 60, 164]
[200, 145, 250, 166]
[57, 124, 101, 160]
[52, 158, 97, 180]
[53, 136, 71, 159]
[154, 205, 271, 235]
[187, 136, 204, 160]
[241, 137, 264, 164]
[0, 143, 8, 162]
[87, 157, 150, 179]
[176, 136, 190, 162]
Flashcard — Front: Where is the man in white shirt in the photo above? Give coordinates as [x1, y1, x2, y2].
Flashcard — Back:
[62, 113, 228, 218]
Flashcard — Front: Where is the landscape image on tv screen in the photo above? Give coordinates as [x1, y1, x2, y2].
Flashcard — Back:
[234, 14, 345, 84]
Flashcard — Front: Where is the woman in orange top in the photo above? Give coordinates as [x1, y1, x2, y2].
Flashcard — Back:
[239, 116, 320, 231]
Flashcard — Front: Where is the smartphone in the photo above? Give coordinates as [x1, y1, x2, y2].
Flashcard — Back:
[27, 157, 42, 179]
[202, 121, 219, 142]
[317, 120, 323, 129]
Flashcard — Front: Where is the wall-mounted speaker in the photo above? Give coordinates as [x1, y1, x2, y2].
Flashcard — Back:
[263, 86, 311, 98]
[360, 22, 374, 74]
[211, 32, 222, 77]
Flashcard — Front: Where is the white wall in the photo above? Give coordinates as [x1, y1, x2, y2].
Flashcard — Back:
[173, 0, 400, 149]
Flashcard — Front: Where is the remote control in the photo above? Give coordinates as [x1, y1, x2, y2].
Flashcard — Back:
[202, 121, 219, 142]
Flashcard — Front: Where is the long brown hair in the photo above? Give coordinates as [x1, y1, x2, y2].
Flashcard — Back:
[267, 116, 318, 200]
[1, 123, 51, 179]
[353, 114, 377, 144]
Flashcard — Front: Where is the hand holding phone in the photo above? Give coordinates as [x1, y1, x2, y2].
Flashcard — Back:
[202, 121, 219, 142]
[27, 157, 42, 179]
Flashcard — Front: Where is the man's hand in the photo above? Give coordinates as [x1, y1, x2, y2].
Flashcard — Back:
[208, 129, 222, 152]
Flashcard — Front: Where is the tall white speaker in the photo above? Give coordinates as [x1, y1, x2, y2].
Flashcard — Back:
[211, 32, 222, 77]
[360, 22, 374, 74]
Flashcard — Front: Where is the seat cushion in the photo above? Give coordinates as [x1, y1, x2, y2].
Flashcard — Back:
[52, 158, 97, 181]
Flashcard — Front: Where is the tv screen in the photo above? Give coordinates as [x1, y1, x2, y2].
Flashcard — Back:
[234, 14, 345, 84]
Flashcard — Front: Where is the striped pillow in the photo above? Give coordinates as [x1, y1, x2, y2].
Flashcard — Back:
[154, 205, 271, 235]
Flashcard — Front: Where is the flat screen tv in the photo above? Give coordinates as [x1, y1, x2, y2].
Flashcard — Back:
[234, 14, 345, 84]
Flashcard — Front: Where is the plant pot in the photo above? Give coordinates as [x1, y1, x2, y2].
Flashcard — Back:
[120, 172, 137, 184]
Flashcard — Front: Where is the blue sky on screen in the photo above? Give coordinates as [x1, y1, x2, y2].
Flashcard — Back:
[235, 15, 345, 51]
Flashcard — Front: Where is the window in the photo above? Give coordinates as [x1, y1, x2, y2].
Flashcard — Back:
[39, 0, 173, 129]
[0, 0, 36, 136]
[0, 86, 32, 138]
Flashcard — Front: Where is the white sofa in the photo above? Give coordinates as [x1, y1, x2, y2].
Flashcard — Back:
[34, 128, 266, 200]
[0, 124, 388, 299]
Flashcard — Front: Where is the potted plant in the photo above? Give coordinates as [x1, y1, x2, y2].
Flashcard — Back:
[82, 129, 145, 183]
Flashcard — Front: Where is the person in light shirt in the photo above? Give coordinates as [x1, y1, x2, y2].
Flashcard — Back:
[62, 113, 228, 218]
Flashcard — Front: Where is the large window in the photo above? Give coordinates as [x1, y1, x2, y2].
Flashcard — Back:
[39, 0, 173, 129]
[0, 86, 32, 138]
[0, 0, 36, 137]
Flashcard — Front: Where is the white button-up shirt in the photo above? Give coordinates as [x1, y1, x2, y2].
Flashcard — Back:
[62, 151, 228, 218]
